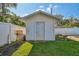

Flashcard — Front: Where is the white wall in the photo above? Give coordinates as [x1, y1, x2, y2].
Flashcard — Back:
[0, 22, 26, 46]
[0, 23, 10, 46]
[55, 27, 79, 35]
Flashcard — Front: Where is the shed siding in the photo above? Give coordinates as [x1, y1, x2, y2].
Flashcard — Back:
[25, 13, 55, 41]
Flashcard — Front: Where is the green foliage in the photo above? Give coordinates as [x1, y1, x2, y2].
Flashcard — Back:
[0, 3, 25, 27]
[12, 42, 33, 56]
[56, 14, 79, 28]
[0, 15, 25, 27]
[55, 34, 67, 40]
[10, 16, 25, 27]
[0, 16, 7, 22]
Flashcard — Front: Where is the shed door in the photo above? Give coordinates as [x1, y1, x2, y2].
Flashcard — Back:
[36, 22, 45, 40]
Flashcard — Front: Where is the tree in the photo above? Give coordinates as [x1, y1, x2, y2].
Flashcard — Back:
[10, 14, 25, 27]
[0, 3, 17, 15]
[55, 14, 64, 20]
[55, 14, 64, 26]
[0, 3, 25, 27]
[0, 3, 17, 22]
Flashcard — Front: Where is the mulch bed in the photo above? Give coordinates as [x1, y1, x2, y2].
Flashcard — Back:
[0, 40, 25, 56]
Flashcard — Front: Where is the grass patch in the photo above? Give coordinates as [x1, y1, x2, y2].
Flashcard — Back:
[29, 40, 79, 56]
[12, 42, 33, 56]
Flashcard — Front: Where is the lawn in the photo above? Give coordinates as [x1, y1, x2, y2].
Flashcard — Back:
[29, 40, 79, 56]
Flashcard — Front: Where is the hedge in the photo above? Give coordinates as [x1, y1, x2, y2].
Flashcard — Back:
[12, 42, 33, 56]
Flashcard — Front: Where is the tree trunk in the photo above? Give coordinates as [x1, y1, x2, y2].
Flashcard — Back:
[1, 3, 6, 16]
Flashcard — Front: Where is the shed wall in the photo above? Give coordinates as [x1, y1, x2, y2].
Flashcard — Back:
[25, 13, 55, 41]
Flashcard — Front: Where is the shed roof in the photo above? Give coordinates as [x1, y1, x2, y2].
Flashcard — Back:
[22, 10, 59, 20]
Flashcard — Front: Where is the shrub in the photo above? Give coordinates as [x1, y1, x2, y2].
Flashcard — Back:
[12, 42, 33, 56]
[55, 34, 67, 40]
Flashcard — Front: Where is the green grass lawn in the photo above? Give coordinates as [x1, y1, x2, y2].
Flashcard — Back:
[29, 40, 79, 56]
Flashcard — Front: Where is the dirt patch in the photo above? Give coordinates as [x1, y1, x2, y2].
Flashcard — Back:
[67, 36, 79, 41]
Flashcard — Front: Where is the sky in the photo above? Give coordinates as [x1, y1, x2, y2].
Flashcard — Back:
[9, 3, 79, 18]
